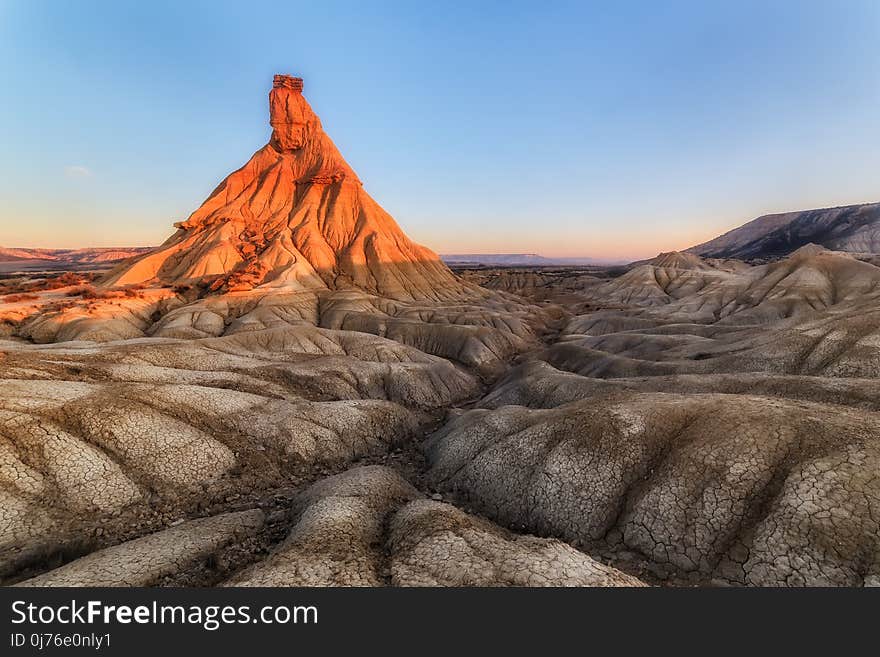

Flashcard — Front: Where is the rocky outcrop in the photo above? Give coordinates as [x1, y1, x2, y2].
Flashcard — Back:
[103, 74, 465, 301]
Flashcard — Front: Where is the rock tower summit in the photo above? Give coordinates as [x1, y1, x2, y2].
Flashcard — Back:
[269, 74, 311, 152]
[273, 74, 304, 91]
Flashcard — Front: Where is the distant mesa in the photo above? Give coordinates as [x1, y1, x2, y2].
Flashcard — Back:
[0, 247, 38, 261]
[103, 74, 461, 301]
[688, 201, 880, 261]
[0, 247, 153, 268]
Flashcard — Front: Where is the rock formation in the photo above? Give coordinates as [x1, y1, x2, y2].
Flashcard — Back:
[104, 75, 460, 301]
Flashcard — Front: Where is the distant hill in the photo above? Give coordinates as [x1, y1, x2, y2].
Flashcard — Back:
[0, 247, 153, 265]
[441, 253, 619, 266]
[688, 202, 880, 260]
[0, 247, 38, 261]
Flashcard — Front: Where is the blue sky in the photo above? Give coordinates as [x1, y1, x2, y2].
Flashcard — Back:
[1, 1, 878, 259]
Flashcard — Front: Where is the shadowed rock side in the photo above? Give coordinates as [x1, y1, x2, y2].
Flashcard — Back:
[688, 202, 880, 260]
[16, 511, 265, 587]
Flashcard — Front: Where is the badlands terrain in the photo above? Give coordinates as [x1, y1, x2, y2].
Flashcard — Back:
[1, 75, 879, 587]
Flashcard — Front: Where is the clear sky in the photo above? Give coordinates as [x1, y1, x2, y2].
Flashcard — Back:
[1, 1, 878, 260]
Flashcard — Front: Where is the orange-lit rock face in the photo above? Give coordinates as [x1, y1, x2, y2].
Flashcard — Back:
[269, 75, 312, 152]
[103, 73, 464, 300]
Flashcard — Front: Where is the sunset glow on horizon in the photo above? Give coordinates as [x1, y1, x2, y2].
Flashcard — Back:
[1, 1, 878, 262]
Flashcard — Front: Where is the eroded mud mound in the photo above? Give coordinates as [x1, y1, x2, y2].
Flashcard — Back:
[426, 393, 880, 585]
[0, 323, 492, 562]
[388, 498, 644, 586]
[16, 511, 265, 587]
[227, 466, 645, 587]
[18, 467, 642, 588]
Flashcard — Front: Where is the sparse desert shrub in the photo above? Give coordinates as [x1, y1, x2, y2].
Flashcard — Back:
[67, 285, 102, 298]
[43, 300, 76, 313]
[65, 284, 140, 300]
[0, 279, 30, 295]
[25, 272, 97, 293]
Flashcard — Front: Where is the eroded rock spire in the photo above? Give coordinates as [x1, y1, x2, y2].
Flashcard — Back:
[104, 73, 462, 300]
